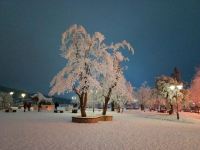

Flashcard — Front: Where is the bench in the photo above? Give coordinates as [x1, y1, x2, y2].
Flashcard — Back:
[54, 107, 65, 113]
[5, 107, 18, 112]
[11, 107, 18, 112]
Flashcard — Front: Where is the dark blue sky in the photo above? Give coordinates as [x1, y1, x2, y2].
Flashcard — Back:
[0, 0, 200, 96]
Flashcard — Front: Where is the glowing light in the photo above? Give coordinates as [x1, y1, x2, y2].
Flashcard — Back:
[170, 84, 183, 90]
[9, 91, 14, 96]
[177, 84, 183, 90]
[21, 93, 26, 98]
[72, 96, 76, 100]
[169, 85, 175, 90]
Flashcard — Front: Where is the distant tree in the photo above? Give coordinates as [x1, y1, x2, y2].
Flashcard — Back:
[190, 68, 200, 112]
[137, 82, 152, 110]
[100, 46, 134, 115]
[0, 92, 13, 109]
[156, 76, 183, 117]
[110, 81, 134, 113]
[181, 89, 191, 110]
[145, 88, 160, 110]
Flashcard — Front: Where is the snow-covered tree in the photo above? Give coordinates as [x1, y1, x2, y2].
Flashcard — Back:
[91, 36, 134, 115]
[145, 88, 157, 109]
[136, 82, 152, 110]
[99, 42, 134, 115]
[190, 68, 200, 111]
[0, 92, 13, 109]
[110, 80, 134, 112]
[156, 76, 183, 116]
[49, 25, 102, 117]
[49, 24, 134, 117]
[181, 89, 191, 110]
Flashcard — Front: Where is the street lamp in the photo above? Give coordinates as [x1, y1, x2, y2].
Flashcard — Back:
[169, 84, 183, 120]
[9, 91, 14, 96]
[10, 91, 14, 105]
[21, 93, 26, 98]
[21, 93, 26, 104]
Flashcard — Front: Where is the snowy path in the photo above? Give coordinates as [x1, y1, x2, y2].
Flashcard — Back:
[0, 110, 200, 150]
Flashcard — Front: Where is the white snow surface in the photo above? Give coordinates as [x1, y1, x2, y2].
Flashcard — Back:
[0, 109, 200, 150]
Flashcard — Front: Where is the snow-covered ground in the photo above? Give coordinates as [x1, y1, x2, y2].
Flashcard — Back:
[0, 109, 200, 150]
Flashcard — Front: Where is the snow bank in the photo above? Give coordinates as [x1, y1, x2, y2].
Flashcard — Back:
[0, 110, 199, 150]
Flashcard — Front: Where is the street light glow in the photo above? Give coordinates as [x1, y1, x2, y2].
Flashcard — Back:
[72, 96, 76, 100]
[21, 93, 26, 98]
[9, 91, 14, 96]
[177, 84, 183, 90]
[169, 84, 183, 90]
[169, 83, 183, 120]
[169, 85, 175, 90]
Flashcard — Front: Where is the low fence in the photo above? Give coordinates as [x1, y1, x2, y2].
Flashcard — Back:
[33, 105, 55, 111]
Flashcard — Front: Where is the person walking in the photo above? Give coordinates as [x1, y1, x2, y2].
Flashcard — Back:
[23, 101, 27, 112]
[38, 102, 42, 112]
[27, 102, 31, 111]
[54, 101, 59, 111]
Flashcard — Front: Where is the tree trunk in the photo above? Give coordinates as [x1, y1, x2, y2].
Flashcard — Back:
[176, 103, 179, 120]
[169, 104, 174, 115]
[102, 97, 109, 115]
[111, 101, 115, 111]
[80, 93, 87, 117]
[102, 88, 113, 115]
[80, 107, 86, 117]
[73, 87, 88, 117]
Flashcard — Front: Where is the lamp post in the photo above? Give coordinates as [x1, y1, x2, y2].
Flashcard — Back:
[21, 93, 26, 104]
[9, 91, 14, 108]
[9, 91, 14, 96]
[169, 84, 183, 120]
[21, 93, 26, 99]
[90, 90, 97, 113]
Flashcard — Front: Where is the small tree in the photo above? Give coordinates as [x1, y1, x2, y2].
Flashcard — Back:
[136, 82, 152, 110]
[110, 80, 134, 113]
[190, 68, 200, 113]
[99, 42, 134, 115]
[148, 88, 161, 110]
[181, 89, 190, 110]
[156, 76, 183, 116]
[0, 92, 13, 110]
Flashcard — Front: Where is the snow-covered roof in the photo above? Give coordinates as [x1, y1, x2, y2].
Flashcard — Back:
[31, 92, 53, 103]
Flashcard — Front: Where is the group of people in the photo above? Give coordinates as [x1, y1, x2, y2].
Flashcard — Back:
[23, 101, 59, 112]
[23, 101, 32, 112]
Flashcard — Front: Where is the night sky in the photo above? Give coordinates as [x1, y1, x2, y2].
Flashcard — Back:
[0, 0, 200, 97]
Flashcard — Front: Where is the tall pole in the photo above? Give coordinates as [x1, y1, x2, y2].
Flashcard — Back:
[93, 98, 94, 113]
[169, 84, 182, 120]
[176, 90, 179, 120]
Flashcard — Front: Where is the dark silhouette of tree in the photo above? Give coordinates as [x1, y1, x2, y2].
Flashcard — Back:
[171, 67, 181, 82]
